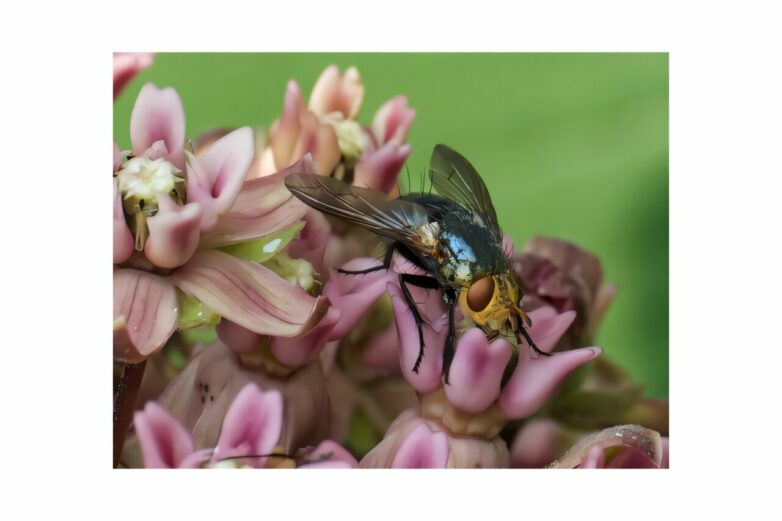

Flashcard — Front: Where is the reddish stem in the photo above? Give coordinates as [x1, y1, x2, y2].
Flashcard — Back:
[113, 360, 147, 467]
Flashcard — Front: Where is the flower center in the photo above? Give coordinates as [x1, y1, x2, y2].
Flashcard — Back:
[321, 112, 370, 162]
[116, 156, 185, 251]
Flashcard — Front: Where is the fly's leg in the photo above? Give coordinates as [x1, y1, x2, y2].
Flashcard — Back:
[442, 289, 457, 385]
[399, 273, 442, 373]
[501, 344, 519, 388]
[337, 243, 395, 275]
[517, 322, 551, 358]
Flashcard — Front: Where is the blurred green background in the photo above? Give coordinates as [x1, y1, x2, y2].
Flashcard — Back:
[113, 53, 668, 399]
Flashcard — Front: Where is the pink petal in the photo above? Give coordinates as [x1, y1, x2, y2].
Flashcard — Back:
[113, 52, 154, 99]
[213, 384, 283, 466]
[113, 180, 134, 265]
[580, 445, 606, 469]
[308, 65, 364, 119]
[392, 423, 449, 468]
[133, 401, 195, 468]
[144, 197, 203, 269]
[322, 257, 391, 341]
[185, 127, 255, 232]
[171, 249, 330, 337]
[216, 319, 261, 354]
[444, 328, 512, 413]
[526, 306, 577, 353]
[510, 418, 561, 468]
[499, 346, 602, 419]
[354, 142, 411, 194]
[113, 269, 177, 363]
[130, 83, 185, 168]
[270, 305, 341, 367]
[299, 440, 360, 469]
[388, 279, 449, 394]
[270, 80, 305, 169]
[362, 323, 404, 376]
[372, 96, 415, 145]
[286, 208, 331, 275]
[197, 155, 315, 248]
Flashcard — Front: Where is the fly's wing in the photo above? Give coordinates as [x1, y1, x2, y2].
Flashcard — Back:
[284, 173, 436, 251]
[428, 144, 501, 234]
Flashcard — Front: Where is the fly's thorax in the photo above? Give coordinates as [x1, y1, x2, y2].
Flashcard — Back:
[458, 273, 520, 331]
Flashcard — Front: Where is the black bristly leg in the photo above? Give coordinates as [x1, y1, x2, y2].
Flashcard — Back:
[442, 289, 457, 385]
[337, 242, 396, 275]
[398, 273, 442, 373]
[518, 323, 551, 358]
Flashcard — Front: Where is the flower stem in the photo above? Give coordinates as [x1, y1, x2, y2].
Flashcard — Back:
[113, 360, 146, 467]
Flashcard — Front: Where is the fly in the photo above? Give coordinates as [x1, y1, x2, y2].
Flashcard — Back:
[284, 144, 549, 386]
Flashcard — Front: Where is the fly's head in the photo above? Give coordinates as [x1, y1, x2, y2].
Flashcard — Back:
[458, 272, 531, 334]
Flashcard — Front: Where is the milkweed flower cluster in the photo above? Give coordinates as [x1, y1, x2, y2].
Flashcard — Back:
[113, 56, 668, 469]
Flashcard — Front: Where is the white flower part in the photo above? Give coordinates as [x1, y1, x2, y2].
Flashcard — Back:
[321, 111, 370, 160]
[263, 238, 283, 254]
[117, 156, 183, 201]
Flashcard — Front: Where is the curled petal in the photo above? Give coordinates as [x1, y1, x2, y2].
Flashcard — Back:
[526, 306, 577, 353]
[133, 401, 195, 468]
[388, 280, 448, 394]
[547, 425, 664, 469]
[322, 257, 391, 340]
[171, 249, 330, 337]
[113, 52, 154, 99]
[444, 328, 512, 413]
[213, 384, 283, 466]
[270, 305, 341, 367]
[113, 269, 177, 363]
[198, 155, 315, 248]
[144, 197, 203, 269]
[185, 127, 255, 232]
[300, 440, 360, 469]
[608, 437, 669, 468]
[500, 346, 602, 420]
[308, 65, 364, 119]
[130, 83, 185, 168]
[113, 181, 134, 264]
[392, 423, 449, 469]
[372, 96, 415, 145]
[354, 142, 411, 194]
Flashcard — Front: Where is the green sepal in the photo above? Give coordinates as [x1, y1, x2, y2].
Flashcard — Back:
[218, 221, 305, 263]
[177, 290, 220, 331]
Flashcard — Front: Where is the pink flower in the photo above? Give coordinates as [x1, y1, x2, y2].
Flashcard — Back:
[512, 236, 616, 348]
[255, 65, 414, 199]
[113, 52, 154, 99]
[113, 84, 330, 363]
[360, 409, 508, 469]
[323, 253, 602, 422]
[134, 382, 357, 468]
[154, 341, 332, 454]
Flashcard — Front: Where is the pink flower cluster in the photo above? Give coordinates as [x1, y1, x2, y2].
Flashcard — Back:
[114, 58, 668, 469]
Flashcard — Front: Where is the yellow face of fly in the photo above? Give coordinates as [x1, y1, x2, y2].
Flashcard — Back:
[458, 273, 528, 332]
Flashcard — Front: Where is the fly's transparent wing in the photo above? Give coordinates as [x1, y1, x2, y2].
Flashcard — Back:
[428, 144, 501, 233]
[284, 173, 435, 248]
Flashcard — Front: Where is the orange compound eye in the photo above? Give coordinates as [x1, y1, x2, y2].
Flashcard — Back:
[466, 276, 495, 312]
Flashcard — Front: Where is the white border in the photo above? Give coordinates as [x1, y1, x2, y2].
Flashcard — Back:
[2, 0, 780, 518]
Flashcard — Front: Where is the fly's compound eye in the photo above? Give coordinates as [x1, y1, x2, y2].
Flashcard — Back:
[466, 276, 496, 312]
